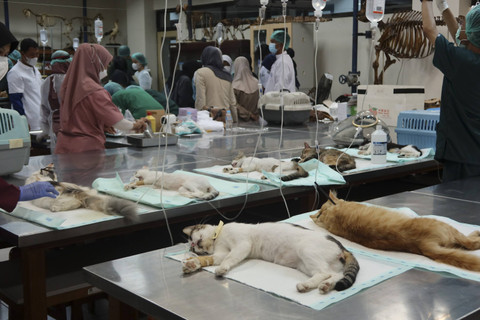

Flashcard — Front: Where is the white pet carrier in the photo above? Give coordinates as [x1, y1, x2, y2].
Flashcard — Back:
[258, 91, 312, 125]
[0, 109, 31, 175]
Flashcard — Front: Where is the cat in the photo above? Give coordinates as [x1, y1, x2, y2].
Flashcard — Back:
[222, 152, 309, 181]
[125, 167, 219, 200]
[311, 191, 480, 272]
[25, 164, 138, 221]
[182, 222, 360, 294]
[299, 142, 356, 172]
[358, 142, 422, 157]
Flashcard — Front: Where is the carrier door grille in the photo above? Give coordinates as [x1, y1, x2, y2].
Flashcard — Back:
[0, 113, 14, 135]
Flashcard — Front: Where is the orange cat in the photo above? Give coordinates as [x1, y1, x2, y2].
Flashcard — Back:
[311, 191, 480, 272]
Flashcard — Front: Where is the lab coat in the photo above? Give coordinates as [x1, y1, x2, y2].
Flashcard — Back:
[264, 52, 296, 93]
[134, 69, 152, 90]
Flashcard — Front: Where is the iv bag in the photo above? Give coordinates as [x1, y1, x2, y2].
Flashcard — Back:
[73, 38, 79, 51]
[312, 0, 327, 12]
[95, 18, 103, 44]
[366, 0, 385, 24]
[40, 28, 48, 46]
[216, 22, 223, 44]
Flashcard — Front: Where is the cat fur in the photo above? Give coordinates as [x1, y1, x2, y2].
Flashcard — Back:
[25, 164, 137, 221]
[223, 152, 308, 181]
[358, 142, 422, 157]
[311, 191, 480, 272]
[299, 142, 356, 172]
[125, 167, 219, 200]
[182, 222, 360, 293]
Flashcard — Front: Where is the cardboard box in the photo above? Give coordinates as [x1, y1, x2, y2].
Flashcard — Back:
[146, 109, 165, 132]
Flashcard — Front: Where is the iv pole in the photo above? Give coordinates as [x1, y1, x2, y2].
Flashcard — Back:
[351, 0, 359, 94]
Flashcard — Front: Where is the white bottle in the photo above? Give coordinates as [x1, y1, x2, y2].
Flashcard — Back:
[225, 110, 233, 131]
[366, 0, 385, 26]
[371, 124, 387, 164]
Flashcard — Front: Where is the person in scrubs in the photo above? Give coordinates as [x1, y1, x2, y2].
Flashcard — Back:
[422, 1, 480, 181]
[55, 44, 146, 154]
[7, 38, 42, 130]
[264, 30, 296, 93]
[131, 52, 152, 90]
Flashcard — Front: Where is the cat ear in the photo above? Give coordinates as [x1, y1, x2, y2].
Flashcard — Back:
[329, 190, 339, 201]
[304, 142, 310, 148]
[183, 226, 195, 236]
[47, 163, 54, 169]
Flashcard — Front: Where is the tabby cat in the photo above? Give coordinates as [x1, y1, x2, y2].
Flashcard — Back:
[25, 164, 137, 221]
[182, 222, 360, 293]
[299, 142, 356, 172]
[311, 191, 480, 272]
[358, 142, 422, 157]
[223, 152, 309, 181]
[125, 167, 219, 200]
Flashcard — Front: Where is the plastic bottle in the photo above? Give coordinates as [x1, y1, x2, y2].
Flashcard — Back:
[94, 18, 103, 44]
[371, 124, 387, 164]
[146, 112, 156, 132]
[225, 110, 233, 131]
[366, 0, 385, 26]
[185, 111, 192, 122]
[347, 93, 357, 117]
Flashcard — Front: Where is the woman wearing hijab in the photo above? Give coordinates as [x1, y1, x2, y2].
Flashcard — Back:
[109, 56, 133, 88]
[194, 46, 237, 121]
[169, 60, 201, 108]
[55, 44, 146, 154]
[0, 22, 19, 98]
[40, 50, 71, 151]
[232, 56, 260, 121]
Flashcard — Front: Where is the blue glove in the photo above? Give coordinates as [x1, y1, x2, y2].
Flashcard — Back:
[19, 181, 59, 201]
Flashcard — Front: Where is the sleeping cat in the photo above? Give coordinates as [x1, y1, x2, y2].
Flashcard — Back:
[311, 191, 480, 272]
[25, 164, 137, 221]
[299, 142, 356, 172]
[125, 167, 219, 200]
[223, 152, 309, 181]
[358, 142, 422, 157]
[182, 222, 360, 294]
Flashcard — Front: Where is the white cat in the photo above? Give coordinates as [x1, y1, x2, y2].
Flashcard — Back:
[25, 164, 137, 221]
[125, 167, 219, 200]
[358, 142, 422, 157]
[182, 222, 360, 294]
[223, 153, 308, 181]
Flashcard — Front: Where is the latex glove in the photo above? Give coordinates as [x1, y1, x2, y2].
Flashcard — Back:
[435, 0, 448, 12]
[19, 181, 59, 201]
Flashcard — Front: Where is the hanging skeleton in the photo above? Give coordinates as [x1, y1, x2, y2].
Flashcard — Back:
[373, 10, 445, 84]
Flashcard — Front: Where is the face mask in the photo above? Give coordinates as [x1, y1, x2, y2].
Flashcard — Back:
[132, 63, 139, 71]
[269, 43, 278, 55]
[99, 69, 108, 80]
[26, 57, 38, 67]
[0, 56, 8, 81]
[456, 27, 467, 48]
[224, 66, 231, 73]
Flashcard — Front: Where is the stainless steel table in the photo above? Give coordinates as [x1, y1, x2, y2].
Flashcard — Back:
[1, 122, 441, 319]
[83, 176, 480, 320]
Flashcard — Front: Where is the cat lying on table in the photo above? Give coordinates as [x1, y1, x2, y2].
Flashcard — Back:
[182, 221, 360, 294]
[311, 191, 480, 272]
[25, 164, 137, 221]
[299, 142, 356, 172]
[358, 142, 422, 157]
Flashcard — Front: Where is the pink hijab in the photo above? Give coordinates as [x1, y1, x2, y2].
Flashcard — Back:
[232, 56, 258, 94]
[60, 44, 112, 125]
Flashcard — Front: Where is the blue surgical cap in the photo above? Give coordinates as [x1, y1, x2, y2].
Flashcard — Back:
[132, 52, 147, 66]
[466, 5, 480, 47]
[118, 45, 130, 57]
[8, 49, 20, 62]
[104, 81, 124, 96]
[51, 50, 72, 66]
[270, 30, 290, 50]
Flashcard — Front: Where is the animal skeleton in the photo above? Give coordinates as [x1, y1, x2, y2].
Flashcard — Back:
[373, 10, 445, 84]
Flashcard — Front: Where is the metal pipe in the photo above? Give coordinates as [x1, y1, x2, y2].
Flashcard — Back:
[4, 0, 9, 29]
[351, 0, 358, 93]
[83, 0, 88, 43]
[187, 0, 193, 40]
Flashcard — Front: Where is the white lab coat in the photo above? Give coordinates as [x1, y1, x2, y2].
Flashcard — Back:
[7, 62, 42, 130]
[134, 68, 152, 90]
[264, 52, 296, 93]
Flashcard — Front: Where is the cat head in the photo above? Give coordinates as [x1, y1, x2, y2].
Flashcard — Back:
[299, 142, 315, 163]
[183, 224, 216, 255]
[231, 152, 246, 167]
[27, 163, 57, 183]
[310, 190, 341, 223]
[130, 166, 150, 182]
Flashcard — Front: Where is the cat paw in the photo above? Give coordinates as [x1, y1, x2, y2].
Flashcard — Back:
[296, 282, 311, 293]
[182, 258, 202, 274]
[214, 266, 229, 277]
[318, 280, 334, 294]
[260, 175, 268, 180]
[222, 167, 233, 173]
[50, 204, 64, 212]
[124, 184, 136, 191]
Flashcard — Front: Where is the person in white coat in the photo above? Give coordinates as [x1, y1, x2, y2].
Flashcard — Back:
[264, 30, 296, 93]
[7, 38, 42, 130]
[131, 52, 152, 90]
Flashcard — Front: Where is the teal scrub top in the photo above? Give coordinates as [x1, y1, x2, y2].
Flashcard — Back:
[112, 86, 164, 119]
[433, 34, 480, 165]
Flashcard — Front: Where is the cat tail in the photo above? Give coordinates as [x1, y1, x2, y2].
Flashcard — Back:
[334, 250, 360, 291]
[422, 244, 480, 272]
[280, 164, 309, 181]
[86, 195, 138, 222]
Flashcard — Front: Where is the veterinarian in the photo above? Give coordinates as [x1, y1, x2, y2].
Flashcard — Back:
[55, 44, 147, 154]
[0, 178, 58, 212]
[131, 52, 152, 90]
[111, 85, 165, 119]
[264, 30, 296, 93]
[422, 0, 480, 182]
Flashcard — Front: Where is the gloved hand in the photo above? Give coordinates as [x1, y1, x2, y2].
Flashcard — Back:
[435, 0, 448, 12]
[19, 181, 59, 201]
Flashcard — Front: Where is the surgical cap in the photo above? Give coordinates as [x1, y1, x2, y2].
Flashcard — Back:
[466, 5, 480, 48]
[8, 49, 20, 62]
[132, 52, 147, 66]
[104, 81, 124, 96]
[118, 45, 130, 57]
[51, 50, 72, 66]
[270, 30, 290, 50]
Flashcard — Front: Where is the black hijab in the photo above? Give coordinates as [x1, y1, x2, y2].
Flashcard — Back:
[200, 46, 232, 83]
[0, 22, 18, 54]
